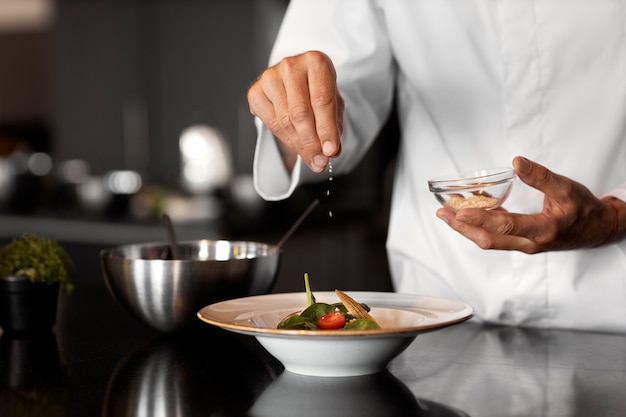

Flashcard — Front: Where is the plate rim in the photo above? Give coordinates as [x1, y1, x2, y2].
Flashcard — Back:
[197, 291, 474, 338]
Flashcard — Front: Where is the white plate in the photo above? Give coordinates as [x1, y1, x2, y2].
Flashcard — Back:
[198, 292, 473, 377]
[198, 291, 473, 337]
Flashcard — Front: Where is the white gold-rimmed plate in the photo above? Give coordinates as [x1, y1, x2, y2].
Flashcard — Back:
[198, 292, 473, 377]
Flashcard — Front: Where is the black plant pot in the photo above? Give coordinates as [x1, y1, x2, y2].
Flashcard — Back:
[0, 275, 60, 333]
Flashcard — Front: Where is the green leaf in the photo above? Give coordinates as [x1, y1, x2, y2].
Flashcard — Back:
[344, 319, 381, 330]
[277, 314, 307, 329]
[300, 303, 336, 321]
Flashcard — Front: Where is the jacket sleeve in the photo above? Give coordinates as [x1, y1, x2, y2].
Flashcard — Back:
[253, 0, 396, 201]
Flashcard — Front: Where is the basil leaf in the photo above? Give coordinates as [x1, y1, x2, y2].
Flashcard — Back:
[301, 303, 336, 321]
[277, 314, 307, 329]
[344, 319, 381, 330]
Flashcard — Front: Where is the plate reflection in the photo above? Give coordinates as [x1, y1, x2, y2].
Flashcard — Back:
[248, 370, 469, 417]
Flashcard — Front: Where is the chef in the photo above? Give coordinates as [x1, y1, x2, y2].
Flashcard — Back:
[248, 0, 626, 332]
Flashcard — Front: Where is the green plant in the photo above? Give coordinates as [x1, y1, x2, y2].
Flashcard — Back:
[0, 234, 75, 293]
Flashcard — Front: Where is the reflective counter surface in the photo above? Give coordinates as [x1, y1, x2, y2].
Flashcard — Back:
[2, 252, 626, 416]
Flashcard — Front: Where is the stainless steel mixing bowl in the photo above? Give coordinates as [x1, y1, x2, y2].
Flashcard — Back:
[100, 240, 280, 332]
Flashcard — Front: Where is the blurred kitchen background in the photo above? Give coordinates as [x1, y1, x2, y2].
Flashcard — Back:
[0, 0, 399, 292]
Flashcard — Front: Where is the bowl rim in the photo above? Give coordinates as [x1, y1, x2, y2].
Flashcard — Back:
[427, 167, 516, 192]
[197, 291, 474, 338]
[99, 239, 280, 261]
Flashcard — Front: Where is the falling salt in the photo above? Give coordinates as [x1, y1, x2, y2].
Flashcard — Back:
[327, 162, 334, 218]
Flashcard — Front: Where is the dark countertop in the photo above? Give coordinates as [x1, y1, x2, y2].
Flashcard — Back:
[3, 277, 626, 417]
[2, 223, 626, 416]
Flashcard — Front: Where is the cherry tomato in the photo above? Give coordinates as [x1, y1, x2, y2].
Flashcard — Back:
[317, 312, 346, 330]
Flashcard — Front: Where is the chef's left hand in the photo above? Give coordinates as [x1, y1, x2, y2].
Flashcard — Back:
[435, 156, 621, 253]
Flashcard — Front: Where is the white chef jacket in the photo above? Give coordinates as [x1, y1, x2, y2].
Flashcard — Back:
[253, 0, 626, 333]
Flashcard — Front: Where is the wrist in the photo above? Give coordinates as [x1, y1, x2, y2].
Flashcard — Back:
[597, 197, 624, 246]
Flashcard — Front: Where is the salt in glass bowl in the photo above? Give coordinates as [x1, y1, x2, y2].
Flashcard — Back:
[428, 168, 516, 212]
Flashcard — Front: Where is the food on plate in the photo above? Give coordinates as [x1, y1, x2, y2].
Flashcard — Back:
[277, 274, 380, 330]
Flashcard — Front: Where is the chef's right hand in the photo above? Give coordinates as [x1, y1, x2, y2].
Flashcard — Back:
[247, 50, 344, 173]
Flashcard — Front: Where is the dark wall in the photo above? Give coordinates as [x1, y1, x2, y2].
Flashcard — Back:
[50, 0, 286, 185]
[0, 31, 49, 125]
[0, 0, 398, 245]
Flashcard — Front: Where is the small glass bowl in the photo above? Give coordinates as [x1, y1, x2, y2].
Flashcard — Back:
[428, 168, 516, 212]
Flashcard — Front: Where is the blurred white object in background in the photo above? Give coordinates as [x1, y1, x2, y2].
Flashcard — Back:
[76, 176, 111, 214]
[58, 158, 90, 184]
[0, 158, 15, 205]
[27, 152, 52, 176]
[8, 151, 29, 175]
[179, 125, 232, 194]
[230, 173, 264, 214]
[6, 151, 51, 177]
[163, 194, 223, 223]
[104, 170, 142, 195]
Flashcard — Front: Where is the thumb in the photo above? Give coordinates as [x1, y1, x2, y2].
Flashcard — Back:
[513, 156, 563, 196]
